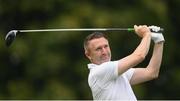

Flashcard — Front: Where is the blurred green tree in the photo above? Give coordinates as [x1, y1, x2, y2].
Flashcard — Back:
[0, 0, 180, 100]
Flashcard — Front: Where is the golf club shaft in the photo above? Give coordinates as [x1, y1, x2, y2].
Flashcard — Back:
[18, 28, 135, 33]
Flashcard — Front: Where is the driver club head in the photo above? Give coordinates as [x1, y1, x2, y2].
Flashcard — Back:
[5, 30, 18, 47]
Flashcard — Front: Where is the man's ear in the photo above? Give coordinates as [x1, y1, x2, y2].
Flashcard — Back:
[85, 50, 91, 60]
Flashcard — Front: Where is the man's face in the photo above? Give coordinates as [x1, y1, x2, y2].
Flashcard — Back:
[85, 37, 111, 65]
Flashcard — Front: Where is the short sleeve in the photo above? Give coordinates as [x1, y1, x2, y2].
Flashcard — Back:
[124, 68, 135, 81]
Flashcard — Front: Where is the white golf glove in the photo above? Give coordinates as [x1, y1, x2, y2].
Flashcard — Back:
[149, 25, 165, 43]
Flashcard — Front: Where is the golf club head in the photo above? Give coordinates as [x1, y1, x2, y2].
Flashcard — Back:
[5, 30, 18, 47]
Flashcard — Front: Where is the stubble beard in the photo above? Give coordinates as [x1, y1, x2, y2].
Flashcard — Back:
[98, 52, 111, 64]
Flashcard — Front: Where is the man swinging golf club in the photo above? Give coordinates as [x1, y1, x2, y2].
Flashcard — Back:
[84, 25, 164, 100]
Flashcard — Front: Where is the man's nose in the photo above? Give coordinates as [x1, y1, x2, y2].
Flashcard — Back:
[101, 47, 107, 54]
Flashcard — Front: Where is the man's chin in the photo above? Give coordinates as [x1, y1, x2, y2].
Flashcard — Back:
[100, 58, 110, 63]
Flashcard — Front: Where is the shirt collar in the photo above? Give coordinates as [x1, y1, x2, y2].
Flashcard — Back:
[87, 61, 112, 70]
[87, 63, 98, 69]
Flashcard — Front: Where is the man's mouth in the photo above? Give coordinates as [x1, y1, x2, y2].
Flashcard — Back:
[101, 54, 110, 60]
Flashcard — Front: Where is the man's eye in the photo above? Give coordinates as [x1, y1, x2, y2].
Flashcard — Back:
[104, 45, 109, 49]
[96, 48, 101, 51]
[104, 45, 108, 48]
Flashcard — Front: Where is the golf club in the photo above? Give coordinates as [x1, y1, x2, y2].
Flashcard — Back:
[5, 27, 164, 47]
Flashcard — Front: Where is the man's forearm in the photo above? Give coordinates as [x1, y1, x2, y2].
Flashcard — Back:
[133, 33, 151, 59]
[129, 42, 164, 85]
[147, 42, 164, 78]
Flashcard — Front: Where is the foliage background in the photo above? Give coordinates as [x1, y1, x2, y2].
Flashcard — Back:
[0, 0, 180, 100]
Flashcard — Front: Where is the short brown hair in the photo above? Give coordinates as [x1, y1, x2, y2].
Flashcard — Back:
[83, 32, 108, 51]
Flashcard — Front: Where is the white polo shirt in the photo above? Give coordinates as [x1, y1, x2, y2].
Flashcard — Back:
[87, 61, 137, 100]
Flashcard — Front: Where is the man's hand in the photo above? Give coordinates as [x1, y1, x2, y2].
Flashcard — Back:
[134, 25, 151, 38]
[149, 25, 165, 43]
[117, 25, 152, 75]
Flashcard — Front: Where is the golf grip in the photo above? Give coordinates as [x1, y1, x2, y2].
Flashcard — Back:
[127, 28, 164, 33]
